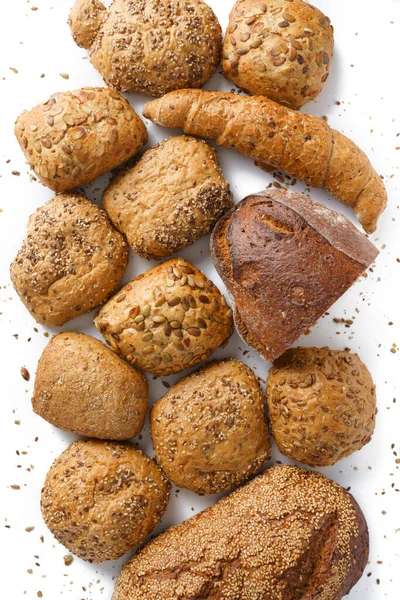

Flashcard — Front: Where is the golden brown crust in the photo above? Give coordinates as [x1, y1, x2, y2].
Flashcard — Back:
[14, 87, 147, 193]
[143, 89, 387, 232]
[41, 440, 170, 563]
[103, 136, 233, 260]
[69, 0, 222, 96]
[222, 0, 334, 109]
[266, 347, 377, 466]
[68, 0, 107, 49]
[112, 465, 369, 600]
[10, 193, 129, 327]
[32, 332, 148, 440]
[151, 359, 271, 494]
[95, 259, 233, 376]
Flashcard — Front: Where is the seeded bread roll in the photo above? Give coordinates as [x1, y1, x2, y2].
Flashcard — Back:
[14, 87, 147, 193]
[103, 136, 233, 260]
[223, 0, 334, 109]
[266, 347, 377, 466]
[151, 359, 271, 494]
[10, 194, 128, 327]
[41, 440, 170, 562]
[95, 259, 233, 376]
[32, 332, 148, 440]
[69, 0, 222, 97]
[113, 464, 369, 600]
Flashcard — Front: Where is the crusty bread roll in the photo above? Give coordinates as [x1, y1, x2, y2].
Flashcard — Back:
[143, 89, 387, 232]
[151, 359, 270, 494]
[95, 259, 233, 376]
[15, 87, 147, 192]
[113, 465, 369, 600]
[69, 0, 222, 96]
[211, 190, 379, 362]
[103, 136, 233, 260]
[32, 332, 148, 440]
[223, 0, 334, 109]
[41, 440, 170, 563]
[10, 193, 128, 327]
[266, 347, 377, 466]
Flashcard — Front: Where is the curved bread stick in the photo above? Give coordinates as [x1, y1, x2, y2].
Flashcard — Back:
[143, 90, 387, 233]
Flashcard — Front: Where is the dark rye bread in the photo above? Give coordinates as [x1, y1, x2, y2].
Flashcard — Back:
[112, 465, 369, 600]
[211, 190, 379, 362]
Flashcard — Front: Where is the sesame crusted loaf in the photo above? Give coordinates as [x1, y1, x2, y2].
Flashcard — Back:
[69, 0, 222, 97]
[113, 464, 369, 600]
[222, 0, 334, 109]
[143, 89, 387, 232]
[211, 190, 379, 362]
[151, 359, 271, 494]
[10, 193, 129, 327]
[14, 87, 147, 192]
[103, 135, 233, 260]
[95, 259, 233, 376]
[41, 440, 170, 562]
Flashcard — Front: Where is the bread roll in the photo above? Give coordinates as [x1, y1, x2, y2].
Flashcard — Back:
[95, 259, 233, 376]
[266, 347, 377, 466]
[151, 359, 270, 494]
[15, 87, 147, 192]
[32, 332, 148, 440]
[113, 465, 369, 600]
[10, 193, 128, 327]
[223, 0, 334, 109]
[41, 440, 169, 563]
[103, 136, 233, 260]
[211, 190, 378, 362]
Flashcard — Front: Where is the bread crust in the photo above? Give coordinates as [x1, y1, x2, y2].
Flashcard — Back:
[14, 87, 147, 192]
[103, 136, 233, 259]
[10, 193, 129, 327]
[151, 359, 271, 494]
[210, 190, 379, 362]
[113, 464, 369, 600]
[32, 332, 148, 440]
[95, 259, 233, 376]
[222, 0, 334, 109]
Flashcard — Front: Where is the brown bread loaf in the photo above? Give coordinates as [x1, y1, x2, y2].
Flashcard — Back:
[211, 189, 379, 362]
[143, 89, 387, 232]
[112, 464, 369, 600]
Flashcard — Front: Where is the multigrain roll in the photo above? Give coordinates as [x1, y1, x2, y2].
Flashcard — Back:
[32, 332, 148, 440]
[222, 0, 334, 109]
[266, 347, 377, 466]
[103, 136, 233, 260]
[69, 0, 222, 96]
[95, 259, 233, 376]
[151, 359, 271, 494]
[41, 440, 170, 563]
[14, 87, 147, 192]
[10, 194, 128, 327]
[113, 465, 369, 600]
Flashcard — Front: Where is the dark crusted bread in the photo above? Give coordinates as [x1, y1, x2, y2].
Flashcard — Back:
[112, 464, 369, 600]
[211, 189, 379, 362]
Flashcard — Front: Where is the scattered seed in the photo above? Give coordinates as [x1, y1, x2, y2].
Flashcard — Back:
[20, 367, 30, 381]
[60, 73, 69, 79]
[64, 555, 73, 566]
[25, 526, 34, 532]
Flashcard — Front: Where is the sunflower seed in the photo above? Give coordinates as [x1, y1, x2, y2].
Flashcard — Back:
[229, 23, 238, 33]
[155, 296, 166, 307]
[166, 279, 175, 287]
[142, 333, 153, 342]
[282, 13, 296, 22]
[273, 56, 286, 66]
[71, 166, 81, 178]
[183, 353, 194, 365]
[41, 138, 52, 149]
[164, 323, 172, 336]
[173, 267, 182, 279]
[246, 16, 256, 25]
[250, 38, 262, 49]
[241, 33, 250, 42]
[255, 61, 266, 72]
[288, 46, 297, 61]
[116, 293, 126, 303]
[170, 321, 182, 329]
[237, 48, 249, 56]
[143, 345, 155, 355]
[278, 21, 289, 28]
[201, 310, 211, 319]
[291, 40, 302, 50]
[161, 352, 172, 362]
[187, 328, 201, 337]
[173, 329, 183, 338]
[153, 315, 166, 323]
[84, 163, 96, 175]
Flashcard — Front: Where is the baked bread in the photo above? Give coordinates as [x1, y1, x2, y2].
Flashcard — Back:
[95, 259, 233, 376]
[211, 190, 379, 362]
[103, 135, 233, 260]
[143, 89, 387, 232]
[15, 87, 147, 193]
[32, 332, 148, 440]
[10, 193, 129, 327]
[68, 0, 222, 97]
[41, 439, 170, 563]
[222, 0, 334, 109]
[113, 464, 369, 600]
[266, 347, 377, 466]
[151, 359, 270, 494]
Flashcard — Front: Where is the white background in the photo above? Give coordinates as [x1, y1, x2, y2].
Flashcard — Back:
[0, 1, 399, 598]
